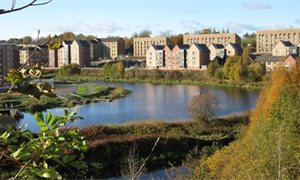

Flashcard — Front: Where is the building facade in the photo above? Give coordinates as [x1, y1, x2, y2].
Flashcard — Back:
[88, 39, 102, 61]
[19, 45, 49, 66]
[134, 37, 172, 57]
[225, 43, 243, 57]
[186, 43, 210, 69]
[183, 33, 241, 47]
[0, 43, 19, 78]
[146, 45, 164, 68]
[208, 44, 225, 61]
[71, 40, 90, 67]
[272, 41, 297, 56]
[101, 38, 125, 59]
[256, 28, 300, 54]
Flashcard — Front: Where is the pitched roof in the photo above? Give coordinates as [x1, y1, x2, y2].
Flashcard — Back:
[75, 40, 90, 47]
[193, 43, 209, 52]
[177, 44, 190, 49]
[63, 40, 73, 45]
[210, 43, 224, 49]
[252, 55, 285, 62]
[279, 40, 294, 47]
[152, 44, 164, 50]
[227, 43, 243, 52]
[164, 44, 175, 50]
[101, 37, 122, 42]
[88, 39, 99, 44]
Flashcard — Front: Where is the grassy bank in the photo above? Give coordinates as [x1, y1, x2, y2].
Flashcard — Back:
[56, 75, 262, 90]
[70, 114, 249, 178]
[0, 83, 130, 112]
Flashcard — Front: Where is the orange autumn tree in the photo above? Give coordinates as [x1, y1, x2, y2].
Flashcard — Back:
[195, 63, 300, 179]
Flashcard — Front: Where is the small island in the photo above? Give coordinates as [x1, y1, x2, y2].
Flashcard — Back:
[0, 83, 131, 112]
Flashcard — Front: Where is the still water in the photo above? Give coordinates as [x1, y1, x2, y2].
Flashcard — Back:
[20, 82, 260, 131]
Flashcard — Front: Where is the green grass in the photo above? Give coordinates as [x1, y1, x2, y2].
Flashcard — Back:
[77, 84, 89, 95]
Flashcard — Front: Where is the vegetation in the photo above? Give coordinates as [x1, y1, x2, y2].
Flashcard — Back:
[194, 64, 300, 179]
[59, 64, 81, 76]
[207, 54, 266, 82]
[0, 110, 88, 179]
[188, 93, 218, 126]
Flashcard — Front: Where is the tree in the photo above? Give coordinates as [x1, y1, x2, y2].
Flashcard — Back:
[170, 34, 183, 45]
[133, 30, 152, 38]
[207, 61, 219, 78]
[22, 36, 32, 44]
[200, 64, 300, 179]
[60, 32, 76, 41]
[0, 0, 52, 15]
[188, 93, 218, 124]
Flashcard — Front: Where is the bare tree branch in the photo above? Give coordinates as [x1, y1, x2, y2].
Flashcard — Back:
[0, 0, 52, 15]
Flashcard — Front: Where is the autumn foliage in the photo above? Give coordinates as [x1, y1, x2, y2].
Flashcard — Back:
[196, 63, 300, 179]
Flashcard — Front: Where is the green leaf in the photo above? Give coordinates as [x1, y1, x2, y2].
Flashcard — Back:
[58, 137, 65, 141]
[35, 112, 46, 127]
[46, 112, 52, 124]
[49, 116, 58, 126]
[41, 168, 62, 179]
[64, 109, 68, 117]
[11, 148, 23, 159]
[0, 132, 10, 140]
[41, 126, 49, 132]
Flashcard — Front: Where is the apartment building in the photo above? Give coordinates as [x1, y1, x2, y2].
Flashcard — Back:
[134, 37, 172, 57]
[208, 44, 225, 61]
[165, 44, 189, 69]
[71, 40, 90, 67]
[49, 47, 63, 68]
[19, 45, 49, 66]
[0, 43, 19, 78]
[225, 43, 243, 57]
[183, 33, 241, 47]
[100, 37, 125, 59]
[146, 44, 164, 68]
[88, 39, 102, 61]
[272, 41, 297, 56]
[186, 43, 210, 69]
[256, 28, 300, 54]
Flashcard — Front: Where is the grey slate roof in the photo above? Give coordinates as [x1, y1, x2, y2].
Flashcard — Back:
[280, 41, 294, 47]
[194, 43, 210, 52]
[76, 40, 90, 47]
[152, 45, 164, 50]
[252, 55, 285, 62]
[165, 44, 175, 50]
[211, 43, 224, 49]
[101, 37, 121, 42]
[63, 40, 73, 45]
[228, 43, 243, 52]
[178, 44, 190, 49]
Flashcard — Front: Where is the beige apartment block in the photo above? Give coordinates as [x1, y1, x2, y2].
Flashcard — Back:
[71, 40, 90, 67]
[257, 28, 300, 54]
[225, 43, 243, 57]
[101, 38, 125, 59]
[134, 37, 172, 57]
[183, 33, 241, 47]
[272, 41, 297, 56]
[186, 43, 210, 69]
[146, 44, 164, 68]
[19, 45, 48, 66]
[208, 44, 225, 61]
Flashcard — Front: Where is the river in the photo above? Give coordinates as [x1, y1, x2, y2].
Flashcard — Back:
[19, 81, 260, 132]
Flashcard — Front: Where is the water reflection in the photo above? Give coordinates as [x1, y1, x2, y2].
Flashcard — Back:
[21, 82, 260, 131]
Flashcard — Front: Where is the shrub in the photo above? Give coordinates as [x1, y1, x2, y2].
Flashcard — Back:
[188, 93, 218, 125]
[59, 64, 80, 76]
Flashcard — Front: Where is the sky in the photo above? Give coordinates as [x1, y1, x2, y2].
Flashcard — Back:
[1, 0, 300, 40]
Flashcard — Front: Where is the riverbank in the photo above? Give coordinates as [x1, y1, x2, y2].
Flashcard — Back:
[54, 67, 264, 90]
[56, 75, 262, 89]
[0, 83, 130, 112]
[67, 114, 250, 178]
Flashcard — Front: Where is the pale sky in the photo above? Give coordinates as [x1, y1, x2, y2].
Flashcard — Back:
[1, 0, 300, 40]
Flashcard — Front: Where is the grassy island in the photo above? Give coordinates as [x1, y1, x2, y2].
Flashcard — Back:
[0, 83, 130, 112]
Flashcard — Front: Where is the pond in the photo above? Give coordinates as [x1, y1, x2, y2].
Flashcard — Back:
[20, 81, 260, 131]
